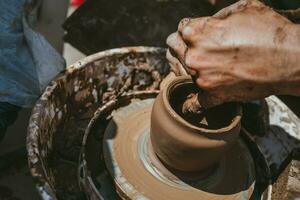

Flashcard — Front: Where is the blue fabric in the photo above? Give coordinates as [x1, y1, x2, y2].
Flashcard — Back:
[0, 0, 65, 107]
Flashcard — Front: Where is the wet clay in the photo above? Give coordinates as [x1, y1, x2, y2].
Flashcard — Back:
[103, 98, 255, 200]
[171, 83, 238, 129]
[151, 76, 242, 172]
[181, 92, 203, 115]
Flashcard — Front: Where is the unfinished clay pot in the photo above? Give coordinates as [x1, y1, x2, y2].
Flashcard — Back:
[150, 76, 242, 172]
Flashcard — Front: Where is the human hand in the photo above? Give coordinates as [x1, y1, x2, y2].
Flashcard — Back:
[167, 0, 300, 107]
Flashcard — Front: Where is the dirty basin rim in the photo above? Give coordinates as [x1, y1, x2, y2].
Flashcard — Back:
[163, 76, 242, 133]
[27, 46, 166, 200]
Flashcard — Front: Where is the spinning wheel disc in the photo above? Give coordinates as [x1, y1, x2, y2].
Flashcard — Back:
[103, 99, 255, 200]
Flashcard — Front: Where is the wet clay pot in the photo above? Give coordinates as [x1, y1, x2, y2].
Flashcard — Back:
[150, 76, 242, 172]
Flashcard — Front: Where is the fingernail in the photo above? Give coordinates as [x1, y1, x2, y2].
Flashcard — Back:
[179, 18, 190, 30]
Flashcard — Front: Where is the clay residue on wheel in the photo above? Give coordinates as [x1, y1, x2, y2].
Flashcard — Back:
[27, 47, 169, 200]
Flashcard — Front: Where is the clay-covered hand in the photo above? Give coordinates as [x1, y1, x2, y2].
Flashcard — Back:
[160, 50, 188, 90]
[167, 0, 300, 106]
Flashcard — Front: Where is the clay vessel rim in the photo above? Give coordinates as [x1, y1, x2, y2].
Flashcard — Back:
[163, 76, 242, 134]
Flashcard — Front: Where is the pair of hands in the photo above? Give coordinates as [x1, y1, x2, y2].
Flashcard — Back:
[166, 0, 300, 107]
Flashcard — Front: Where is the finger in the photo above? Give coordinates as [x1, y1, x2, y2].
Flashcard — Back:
[197, 90, 225, 108]
[195, 73, 235, 90]
[166, 32, 198, 77]
[168, 48, 198, 77]
[166, 49, 188, 76]
[184, 48, 220, 71]
[166, 32, 186, 62]
[178, 18, 191, 33]
[160, 72, 176, 90]
[171, 47, 198, 78]
[213, 0, 264, 19]
[179, 17, 210, 44]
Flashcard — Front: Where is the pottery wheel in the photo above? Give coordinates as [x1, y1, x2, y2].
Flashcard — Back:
[103, 98, 255, 200]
